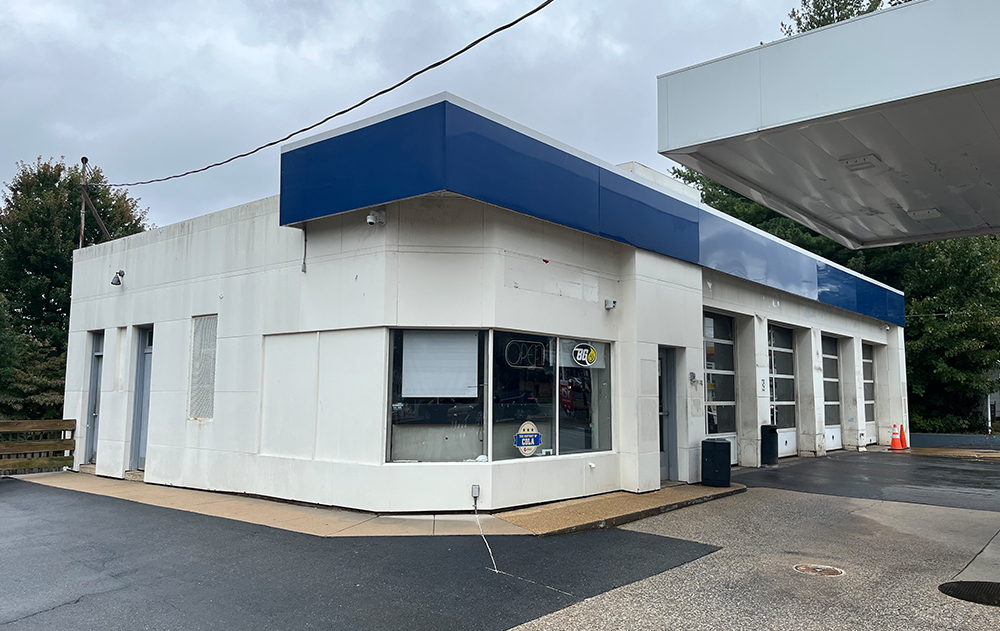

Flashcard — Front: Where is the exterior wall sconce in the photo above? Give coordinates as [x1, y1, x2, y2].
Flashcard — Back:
[111, 270, 125, 286]
[604, 299, 617, 310]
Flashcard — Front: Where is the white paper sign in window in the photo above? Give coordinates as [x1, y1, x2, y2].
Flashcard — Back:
[402, 330, 478, 398]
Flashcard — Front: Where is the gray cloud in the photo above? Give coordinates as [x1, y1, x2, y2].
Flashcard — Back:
[0, 0, 790, 226]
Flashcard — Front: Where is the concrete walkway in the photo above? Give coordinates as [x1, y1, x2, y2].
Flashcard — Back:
[18, 471, 745, 538]
[18, 471, 531, 537]
[496, 483, 746, 535]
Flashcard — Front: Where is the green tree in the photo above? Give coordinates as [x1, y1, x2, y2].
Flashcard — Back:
[0, 157, 147, 418]
[903, 239, 1000, 433]
[781, 0, 912, 36]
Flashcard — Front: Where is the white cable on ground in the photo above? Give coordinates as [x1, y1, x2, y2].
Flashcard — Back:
[473, 498, 499, 574]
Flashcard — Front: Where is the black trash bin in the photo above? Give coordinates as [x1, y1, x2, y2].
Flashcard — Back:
[761, 424, 779, 466]
[701, 438, 731, 487]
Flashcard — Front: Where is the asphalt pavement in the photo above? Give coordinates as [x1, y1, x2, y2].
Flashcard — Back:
[517, 451, 1000, 630]
[732, 449, 1000, 512]
[3, 450, 998, 630]
[0, 478, 715, 631]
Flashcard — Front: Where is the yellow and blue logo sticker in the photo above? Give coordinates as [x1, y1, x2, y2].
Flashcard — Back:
[514, 421, 542, 457]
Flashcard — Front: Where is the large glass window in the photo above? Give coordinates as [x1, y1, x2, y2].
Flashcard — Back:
[768, 324, 795, 429]
[704, 312, 737, 434]
[558, 339, 612, 454]
[491, 332, 613, 460]
[389, 329, 612, 462]
[388, 330, 486, 462]
[822, 336, 840, 427]
[863, 344, 876, 424]
[493, 332, 556, 459]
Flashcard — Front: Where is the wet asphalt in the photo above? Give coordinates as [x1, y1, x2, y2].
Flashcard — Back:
[0, 478, 715, 631]
[3, 451, 998, 630]
[732, 449, 1000, 512]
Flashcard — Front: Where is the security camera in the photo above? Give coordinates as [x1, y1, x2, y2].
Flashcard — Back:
[366, 209, 386, 226]
[366, 214, 377, 225]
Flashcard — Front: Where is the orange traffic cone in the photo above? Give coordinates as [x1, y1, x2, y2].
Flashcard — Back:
[899, 424, 909, 449]
[890, 424, 904, 451]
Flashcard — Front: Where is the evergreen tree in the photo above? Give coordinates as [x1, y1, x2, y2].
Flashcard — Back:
[0, 157, 147, 418]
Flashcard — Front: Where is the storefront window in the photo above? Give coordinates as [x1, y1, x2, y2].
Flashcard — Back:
[388, 330, 486, 462]
[558, 339, 612, 454]
[704, 312, 737, 434]
[492, 332, 556, 459]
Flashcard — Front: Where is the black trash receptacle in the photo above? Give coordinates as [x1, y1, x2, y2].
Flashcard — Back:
[701, 438, 731, 487]
[761, 424, 779, 466]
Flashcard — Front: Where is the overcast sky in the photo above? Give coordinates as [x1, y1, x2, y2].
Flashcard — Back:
[1, 0, 794, 227]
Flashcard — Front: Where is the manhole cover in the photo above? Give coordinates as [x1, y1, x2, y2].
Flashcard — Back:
[793, 564, 844, 576]
[939, 581, 1000, 607]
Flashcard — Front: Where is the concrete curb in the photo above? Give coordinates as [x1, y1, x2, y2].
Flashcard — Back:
[497, 484, 748, 537]
[538, 486, 747, 537]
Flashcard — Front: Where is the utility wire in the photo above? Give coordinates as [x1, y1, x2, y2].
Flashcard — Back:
[108, 0, 556, 188]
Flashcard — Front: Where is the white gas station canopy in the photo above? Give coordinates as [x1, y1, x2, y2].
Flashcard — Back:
[658, 0, 1000, 249]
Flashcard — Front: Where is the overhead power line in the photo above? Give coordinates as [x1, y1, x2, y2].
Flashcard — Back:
[109, 0, 556, 188]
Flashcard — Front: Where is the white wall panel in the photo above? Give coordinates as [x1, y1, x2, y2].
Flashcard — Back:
[315, 328, 386, 464]
[260, 333, 319, 459]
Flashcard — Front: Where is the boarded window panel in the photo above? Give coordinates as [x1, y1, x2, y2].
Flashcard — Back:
[401, 330, 479, 398]
[189, 315, 218, 419]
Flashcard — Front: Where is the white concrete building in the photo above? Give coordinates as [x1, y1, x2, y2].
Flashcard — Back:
[64, 95, 908, 512]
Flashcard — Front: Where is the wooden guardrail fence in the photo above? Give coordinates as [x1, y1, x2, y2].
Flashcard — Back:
[0, 419, 76, 473]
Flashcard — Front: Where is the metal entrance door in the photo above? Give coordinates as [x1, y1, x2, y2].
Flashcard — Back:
[658, 347, 678, 483]
[130, 327, 153, 471]
[84, 332, 104, 464]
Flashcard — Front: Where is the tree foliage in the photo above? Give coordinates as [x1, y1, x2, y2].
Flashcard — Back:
[781, 0, 912, 36]
[0, 157, 147, 419]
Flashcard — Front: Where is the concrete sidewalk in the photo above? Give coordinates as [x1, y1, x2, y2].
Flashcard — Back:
[17, 471, 745, 538]
[17, 471, 530, 537]
[496, 483, 746, 535]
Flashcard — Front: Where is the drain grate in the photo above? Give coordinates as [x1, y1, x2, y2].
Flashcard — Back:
[793, 564, 844, 576]
[939, 581, 1000, 607]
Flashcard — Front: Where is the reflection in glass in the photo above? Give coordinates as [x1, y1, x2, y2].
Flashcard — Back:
[825, 404, 841, 426]
[772, 377, 795, 402]
[558, 339, 612, 454]
[705, 311, 737, 435]
[865, 403, 875, 423]
[388, 330, 486, 462]
[771, 351, 793, 376]
[707, 404, 736, 434]
[772, 405, 796, 429]
[493, 331, 556, 460]
[705, 341, 734, 371]
[704, 314, 734, 340]
[822, 336, 838, 356]
[823, 357, 839, 380]
[824, 381, 840, 403]
[706, 373, 736, 402]
[863, 361, 873, 381]
[769, 326, 793, 349]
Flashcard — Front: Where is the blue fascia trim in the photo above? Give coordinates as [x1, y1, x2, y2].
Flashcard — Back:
[279, 97, 904, 326]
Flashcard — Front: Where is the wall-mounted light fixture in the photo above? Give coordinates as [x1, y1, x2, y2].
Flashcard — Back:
[111, 270, 125, 286]
[604, 299, 617, 310]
